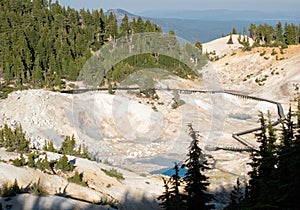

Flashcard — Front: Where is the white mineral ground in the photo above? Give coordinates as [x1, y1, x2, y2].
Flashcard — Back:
[0, 35, 299, 209]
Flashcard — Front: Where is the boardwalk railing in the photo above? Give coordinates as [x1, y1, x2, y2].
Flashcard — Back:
[61, 87, 285, 152]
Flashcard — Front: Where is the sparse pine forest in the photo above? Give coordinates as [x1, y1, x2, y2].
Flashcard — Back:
[0, 123, 90, 172]
[236, 22, 300, 50]
[248, 22, 300, 47]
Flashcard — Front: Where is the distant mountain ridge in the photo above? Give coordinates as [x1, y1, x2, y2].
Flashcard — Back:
[106, 9, 300, 43]
[105, 8, 138, 21]
[137, 9, 300, 21]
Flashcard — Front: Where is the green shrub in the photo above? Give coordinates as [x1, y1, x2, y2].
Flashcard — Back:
[29, 178, 47, 195]
[271, 49, 277, 55]
[260, 51, 266, 56]
[36, 154, 51, 172]
[0, 179, 21, 197]
[27, 152, 37, 168]
[101, 168, 125, 180]
[12, 153, 26, 167]
[67, 171, 88, 187]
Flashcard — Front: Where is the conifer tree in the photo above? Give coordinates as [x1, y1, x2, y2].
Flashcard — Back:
[59, 135, 76, 155]
[44, 140, 56, 152]
[227, 34, 233, 44]
[232, 27, 237, 34]
[195, 41, 202, 52]
[169, 162, 186, 210]
[144, 19, 154, 32]
[241, 100, 300, 209]
[274, 106, 295, 209]
[225, 178, 243, 210]
[12, 179, 21, 194]
[275, 22, 284, 45]
[246, 112, 278, 208]
[183, 124, 213, 210]
[285, 97, 300, 209]
[120, 14, 130, 37]
[41, 154, 51, 171]
[249, 24, 257, 43]
[157, 178, 172, 210]
[136, 17, 145, 33]
[27, 152, 36, 168]
[12, 153, 26, 167]
[55, 154, 74, 172]
[106, 12, 118, 40]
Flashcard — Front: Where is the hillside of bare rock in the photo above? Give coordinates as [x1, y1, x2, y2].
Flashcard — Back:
[203, 35, 300, 104]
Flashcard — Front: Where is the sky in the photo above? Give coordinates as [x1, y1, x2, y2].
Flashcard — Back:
[58, 0, 300, 13]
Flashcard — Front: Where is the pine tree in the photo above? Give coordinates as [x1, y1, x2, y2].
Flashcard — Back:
[12, 179, 21, 194]
[284, 97, 300, 209]
[136, 17, 145, 33]
[276, 22, 284, 45]
[12, 153, 26, 167]
[55, 154, 74, 172]
[227, 34, 233, 44]
[14, 124, 30, 152]
[246, 112, 278, 208]
[274, 106, 294, 209]
[120, 14, 130, 37]
[157, 178, 172, 210]
[144, 19, 154, 32]
[169, 162, 185, 210]
[27, 152, 36, 168]
[44, 140, 56, 152]
[249, 24, 257, 43]
[232, 27, 237, 34]
[106, 12, 118, 40]
[59, 135, 76, 155]
[80, 144, 91, 159]
[284, 23, 298, 45]
[42, 154, 51, 171]
[225, 178, 243, 210]
[183, 124, 213, 210]
[195, 40, 202, 52]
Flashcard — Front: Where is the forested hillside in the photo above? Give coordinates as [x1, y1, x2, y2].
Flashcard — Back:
[0, 0, 162, 88]
[0, 0, 298, 90]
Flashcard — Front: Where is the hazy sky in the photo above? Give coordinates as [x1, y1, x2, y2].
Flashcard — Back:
[58, 0, 300, 13]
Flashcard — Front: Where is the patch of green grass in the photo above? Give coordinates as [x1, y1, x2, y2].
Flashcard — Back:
[101, 168, 125, 180]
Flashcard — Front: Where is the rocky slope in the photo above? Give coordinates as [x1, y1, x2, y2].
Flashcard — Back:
[0, 35, 299, 209]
